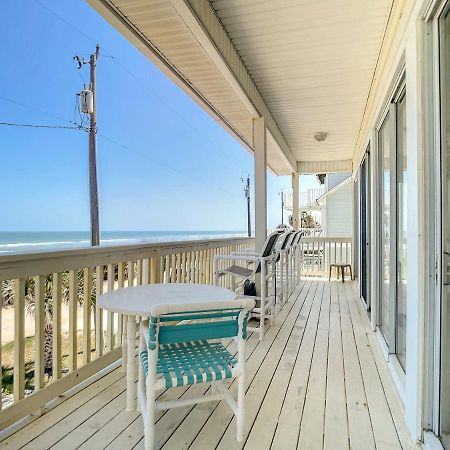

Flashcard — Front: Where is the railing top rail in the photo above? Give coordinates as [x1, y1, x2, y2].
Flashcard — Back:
[0, 236, 254, 280]
[300, 236, 352, 243]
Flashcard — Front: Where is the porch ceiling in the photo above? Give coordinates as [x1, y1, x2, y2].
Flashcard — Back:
[88, 0, 392, 174]
[211, 0, 393, 163]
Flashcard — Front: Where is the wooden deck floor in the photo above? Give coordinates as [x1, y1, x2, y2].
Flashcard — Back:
[1, 279, 419, 450]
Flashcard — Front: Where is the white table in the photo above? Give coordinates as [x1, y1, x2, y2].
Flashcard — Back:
[98, 283, 237, 411]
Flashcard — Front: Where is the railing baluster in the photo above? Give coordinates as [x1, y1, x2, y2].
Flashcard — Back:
[117, 263, 124, 341]
[106, 264, 114, 351]
[34, 275, 45, 391]
[83, 268, 92, 365]
[142, 259, 150, 285]
[171, 254, 176, 282]
[68, 270, 78, 372]
[95, 265, 104, 359]
[14, 278, 25, 402]
[52, 273, 62, 380]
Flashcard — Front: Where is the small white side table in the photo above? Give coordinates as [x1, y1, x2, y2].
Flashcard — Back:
[98, 283, 236, 411]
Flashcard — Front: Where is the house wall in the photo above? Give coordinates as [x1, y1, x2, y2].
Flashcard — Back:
[323, 181, 354, 237]
[353, 0, 441, 441]
[326, 173, 351, 190]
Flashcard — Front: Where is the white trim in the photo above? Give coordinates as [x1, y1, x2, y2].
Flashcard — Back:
[424, 431, 445, 450]
[316, 177, 351, 203]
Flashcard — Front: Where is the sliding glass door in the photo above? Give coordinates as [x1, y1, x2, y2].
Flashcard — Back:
[359, 150, 370, 310]
[379, 113, 391, 342]
[377, 82, 407, 371]
[439, 4, 450, 448]
[396, 93, 407, 370]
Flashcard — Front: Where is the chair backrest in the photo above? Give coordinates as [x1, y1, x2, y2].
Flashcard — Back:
[291, 230, 303, 246]
[254, 231, 280, 273]
[274, 231, 294, 262]
[148, 307, 251, 349]
[261, 231, 281, 257]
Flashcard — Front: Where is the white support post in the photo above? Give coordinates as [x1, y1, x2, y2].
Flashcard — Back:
[292, 172, 300, 231]
[253, 117, 267, 252]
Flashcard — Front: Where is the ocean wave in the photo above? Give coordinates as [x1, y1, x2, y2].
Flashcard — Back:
[0, 232, 247, 254]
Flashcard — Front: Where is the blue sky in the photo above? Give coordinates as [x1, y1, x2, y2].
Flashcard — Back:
[0, 0, 319, 232]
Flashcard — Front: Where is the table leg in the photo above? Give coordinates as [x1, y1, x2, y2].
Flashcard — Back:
[126, 315, 136, 411]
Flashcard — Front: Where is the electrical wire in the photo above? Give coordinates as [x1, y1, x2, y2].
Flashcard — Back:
[33, 0, 98, 45]
[0, 121, 88, 130]
[97, 132, 243, 201]
[32, 0, 245, 174]
[107, 57, 244, 173]
[0, 95, 89, 131]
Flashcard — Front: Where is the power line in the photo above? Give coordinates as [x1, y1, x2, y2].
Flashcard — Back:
[97, 132, 242, 201]
[0, 121, 87, 131]
[0, 95, 85, 130]
[107, 57, 243, 173]
[33, 0, 97, 45]
[32, 0, 244, 174]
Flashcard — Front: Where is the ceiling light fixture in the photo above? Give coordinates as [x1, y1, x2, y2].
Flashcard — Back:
[314, 132, 328, 142]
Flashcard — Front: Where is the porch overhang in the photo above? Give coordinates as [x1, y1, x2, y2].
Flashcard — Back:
[87, 0, 297, 175]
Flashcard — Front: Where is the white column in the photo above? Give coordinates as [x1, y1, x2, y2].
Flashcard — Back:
[253, 117, 267, 251]
[292, 172, 300, 230]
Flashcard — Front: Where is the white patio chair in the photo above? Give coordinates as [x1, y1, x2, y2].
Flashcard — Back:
[138, 297, 255, 449]
[213, 231, 280, 341]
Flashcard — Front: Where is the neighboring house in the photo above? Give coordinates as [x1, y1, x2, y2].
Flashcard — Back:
[316, 173, 353, 237]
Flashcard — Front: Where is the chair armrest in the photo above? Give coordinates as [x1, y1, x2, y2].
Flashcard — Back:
[230, 251, 259, 256]
[214, 254, 260, 262]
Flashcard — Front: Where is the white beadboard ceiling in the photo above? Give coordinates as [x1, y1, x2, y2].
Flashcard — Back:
[210, 0, 392, 163]
[212, 0, 392, 161]
[89, 0, 391, 173]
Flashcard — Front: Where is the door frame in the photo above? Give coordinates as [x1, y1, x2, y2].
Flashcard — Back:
[359, 147, 371, 310]
[422, 0, 448, 436]
[374, 72, 406, 358]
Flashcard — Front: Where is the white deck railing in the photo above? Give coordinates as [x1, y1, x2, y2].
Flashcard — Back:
[0, 236, 254, 429]
[299, 236, 352, 276]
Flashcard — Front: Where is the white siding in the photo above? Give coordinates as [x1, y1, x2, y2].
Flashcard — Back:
[323, 181, 353, 237]
[326, 172, 351, 190]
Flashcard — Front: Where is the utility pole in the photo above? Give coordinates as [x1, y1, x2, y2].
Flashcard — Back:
[243, 176, 251, 237]
[279, 190, 285, 224]
[75, 45, 100, 246]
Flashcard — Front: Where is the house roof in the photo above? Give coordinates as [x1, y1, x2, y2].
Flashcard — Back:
[317, 176, 352, 204]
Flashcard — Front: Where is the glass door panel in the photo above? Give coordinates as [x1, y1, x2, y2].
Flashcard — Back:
[360, 152, 370, 309]
[379, 114, 391, 343]
[440, 5, 450, 449]
[396, 93, 407, 370]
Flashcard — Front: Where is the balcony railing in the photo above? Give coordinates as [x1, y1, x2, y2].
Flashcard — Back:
[299, 236, 353, 276]
[0, 236, 254, 429]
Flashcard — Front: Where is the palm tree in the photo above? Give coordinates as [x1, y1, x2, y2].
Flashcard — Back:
[1, 271, 97, 378]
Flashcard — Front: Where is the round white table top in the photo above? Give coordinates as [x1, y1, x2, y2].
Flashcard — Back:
[97, 283, 237, 316]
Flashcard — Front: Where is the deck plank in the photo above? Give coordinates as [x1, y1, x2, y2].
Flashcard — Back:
[337, 282, 375, 450]
[271, 281, 325, 449]
[296, 281, 331, 450]
[0, 367, 124, 449]
[323, 281, 349, 450]
[342, 282, 402, 450]
[241, 280, 320, 450]
[214, 281, 312, 450]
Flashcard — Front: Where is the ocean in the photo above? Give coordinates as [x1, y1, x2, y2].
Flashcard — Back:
[0, 231, 247, 255]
